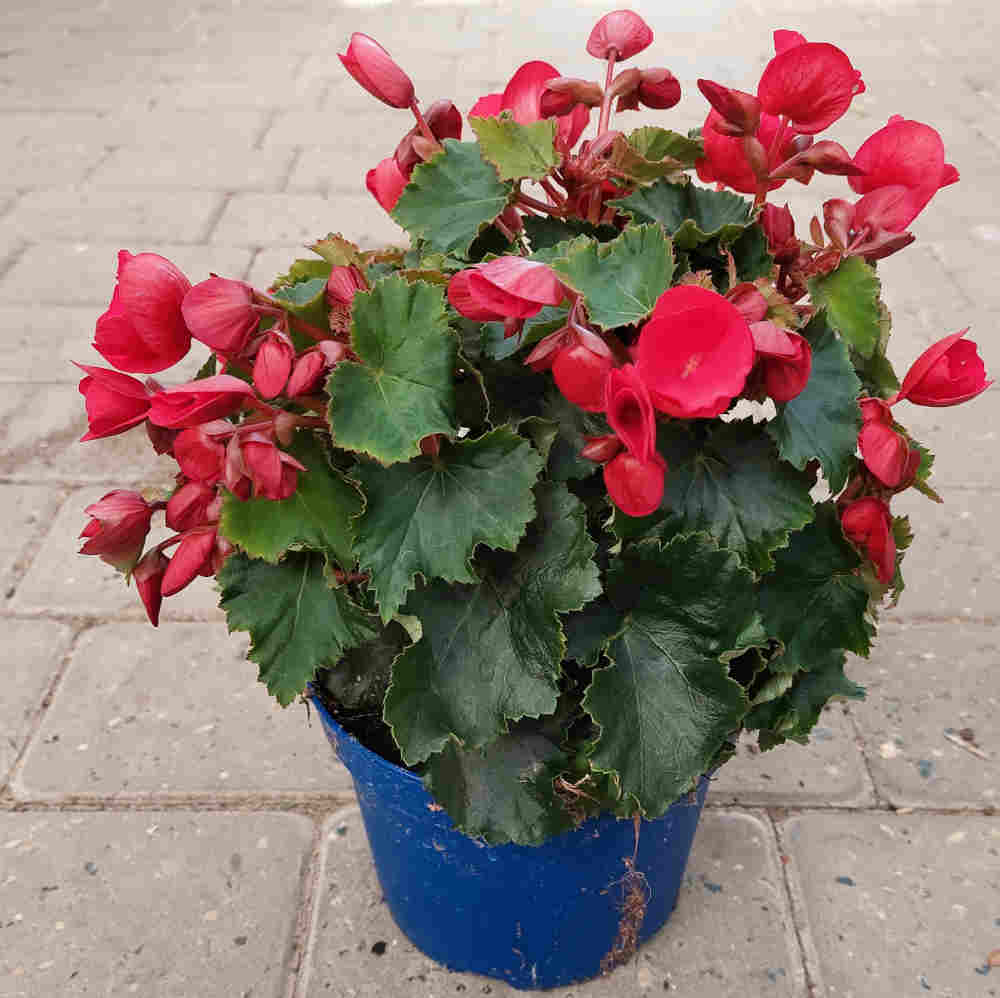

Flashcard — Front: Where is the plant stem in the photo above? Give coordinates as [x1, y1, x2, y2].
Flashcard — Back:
[410, 99, 436, 143]
[596, 50, 618, 136]
[516, 191, 566, 216]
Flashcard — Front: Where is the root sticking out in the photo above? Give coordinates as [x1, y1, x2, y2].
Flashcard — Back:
[601, 814, 649, 975]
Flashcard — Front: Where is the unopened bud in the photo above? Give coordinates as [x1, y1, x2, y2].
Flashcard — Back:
[697, 79, 761, 136]
[540, 78, 604, 118]
[338, 33, 415, 109]
[581, 434, 624, 463]
[769, 140, 863, 181]
[635, 68, 681, 110]
[741, 135, 770, 180]
[823, 199, 855, 248]
[273, 410, 298, 447]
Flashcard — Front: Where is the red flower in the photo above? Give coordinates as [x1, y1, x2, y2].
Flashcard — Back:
[603, 365, 656, 463]
[165, 481, 218, 533]
[366, 156, 410, 213]
[338, 33, 415, 109]
[394, 99, 463, 173]
[161, 527, 218, 598]
[757, 31, 865, 134]
[696, 80, 761, 136]
[857, 399, 917, 488]
[760, 203, 798, 264]
[893, 329, 992, 407]
[849, 116, 959, 223]
[749, 321, 813, 402]
[78, 490, 154, 572]
[182, 277, 259, 355]
[631, 68, 681, 110]
[636, 286, 754, 419]
[133, 548, 169, 626]
[604, 451, 667, 518]
[238, 433, 307, 501]
[286, 342, 347, 398]
[253, 331, 295, 399]
[148, 375, 258, 429]
[841, 497, 895, 584]
[448, 258, 565, 322]
[173, 424, 228, 483]
[76, 364, 152, 441]
[551, 338, 615, 412]
[93, 251, 191, 373]
[696, 109, 799, 195]
[585, 10, 653, 61]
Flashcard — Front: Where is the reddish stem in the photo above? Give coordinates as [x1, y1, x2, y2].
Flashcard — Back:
[596, 49, 618, 136]
[410, 99, 437, 144]
[516, 191, 566, 216]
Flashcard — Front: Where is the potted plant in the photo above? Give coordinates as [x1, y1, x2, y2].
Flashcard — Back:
[74, 8, 990, 990]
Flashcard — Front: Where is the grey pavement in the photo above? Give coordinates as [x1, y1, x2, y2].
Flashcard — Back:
[0, 1, 998, 996]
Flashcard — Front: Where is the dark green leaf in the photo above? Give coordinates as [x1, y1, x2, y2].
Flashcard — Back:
[808, 256, 881, 358]
[766, 313, 862, 494]
[584, 534, 756, 816]
[271, 259, 332, 291]
[564, 596, 623, 667]
[218, 552, 378, 706]
[194, 353, 217, 380]
[392, 139, 514, 257]
[328, 275, 457, 464]
[522, 215, 618, 251]
[423, 733, 575, 845]
[384, 483, 602, 764]
[610, 180, 751, 250]
[730, 225, 774, 283]
[538, 390, 607, 481]
[627, 126, 703, 168]
[219, 432, 361, 568]
[469, 113, 559, 182]
[551, 224, 674, 330]
[321, 619, 410, 711]
[481, 305, 568, 361]
[353, 427, 545, 623]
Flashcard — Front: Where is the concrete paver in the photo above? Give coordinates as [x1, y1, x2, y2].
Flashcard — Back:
[303, 808, 802, 997]
[782, 812, 1000, 998]
[0, 810, 313, 997]
[0, 484, 65, 590]
[15, 623, 351, 798]
[850, 623, 998, 809]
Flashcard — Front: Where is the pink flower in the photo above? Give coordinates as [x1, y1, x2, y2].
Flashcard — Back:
[148, 375, 258, 429]
[760, 203, 798, 264]
[78, 490, 154, 572]
[93, 251, 191, 373]
[749, 321, 813, 402]
[586, 10, 653, 61]
[325, 265, 368, 308]
[603, 365, 656, 463]
[76, 364, 152, 441]
[286, 342, 347, 398]
[696, 109, 799, 195]
[604, 451, 667, 518]
[338, 33, 415, 109]
[448, 258, 565, 322]
[757, 31, 865, 134]
[636, 286, 755, 419]
[239, 433, 307, 501]
[181, 277, 259, 355]
[841, 497, 895, 584]
[893, 329, 993, 407]
[366, 156, 410, 212]
[161, 527, 218, 598]
[253, 332, 295, 399]
[166, 481, 218, 532]
[133, 548, 169, 626]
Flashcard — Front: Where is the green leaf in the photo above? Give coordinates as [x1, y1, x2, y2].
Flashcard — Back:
[757, 505, 873, 674]
[469, 113, 559, 182]
[610, 180, 752, 250]
[321, 619, 410, 711]
[551, 224, 674, 330]
[219, 433, 361, 568]
[384, 483, 601, 764]
[481, 305, 568, 361]
[353, 427, 545, 623]
[307, 234, 364, 269]
[627, 126, 703, 168]
[392, 139, 514, 257]
[271, 275, 329, 334]
[614, 422, 815, 574]
[583, 534, 756, 816]
[218, 552, 378, 706]
[538, 390, 606, 481]
[808, 256, 882, 358]
[852, 301, 900, 397]
[271, 259, 332, 291]
[194, 352, 217, 380]
[328, 275, 457, 464]
[564, 596, 623, 667]
[730, 225, 773, 283]
[609, 135, 684, 185]
[423, 733, 575, 845]
[522, 215, 618, 252]
[766, 313, 862, 494]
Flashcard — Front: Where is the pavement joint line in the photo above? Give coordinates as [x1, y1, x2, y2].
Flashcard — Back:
[80, 143, 119, 185]
[280, 147, 305, 194]
[843, 705, 886, 808]
[199, 190, 233, 244]
[284, 814, 329, 998]
[0, 792, 359, 817]
[254, 107, 281, 151]
[0, 238, 27, 282]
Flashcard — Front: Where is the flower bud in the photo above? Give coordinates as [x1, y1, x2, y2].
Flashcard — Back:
[338, 33, 415, 109]
[148, 375, 257, 429]
[841, 497, 895, 584]
[604, 450, 667, 518]
[822, 199, 855, 248]
[858, 421, 913, 488]
[726, 283, 769, 323]
[166, 481, 218, 533]
[760, 204, 798, 264]
[161, 527, 218, 598]
[448, 258, 564, 322]
[79, 490, 154, 572]
[635, 68, 681, 110]
[325, 265, 368, 307]
[551, 341, 615, 412]
[133, 548, 169, 626]
[603, 364, 656, 463]
[769, 140, 864, 181]
[253, 331, 295, 399]
[697, 80, 761, 136]
[366, 156, 410, 213]
[540, 78, 605, 117]
[173, 425, 227, 483]
[894, 329, 993, 407]
[749, 321, 813, 403]
[581, 434, 624, 463]
[586, 10, 654, 61]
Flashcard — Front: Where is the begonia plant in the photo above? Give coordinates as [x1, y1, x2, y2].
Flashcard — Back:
[76, 11, 991, 846]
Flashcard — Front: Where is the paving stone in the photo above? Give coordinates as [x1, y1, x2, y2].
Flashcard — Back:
[88, 145, 296, 192]
[0, 484, 64, 589]
[245, 245, 324, 290]
[111, 108, 270, 147]
[0, 810, 313, 996]
[0, 139, 109, 190]
[11, 486, 223, 619]
[149, 76, 327, 111]
[0, 110, 126, 146]
[0, 306, 104, 381]
[710, 704, 872, 807]
[15, 622, 351, 797]
[262, 108, 400, 151]
[850, 622, 999, 808]
[212, 192, 406, 249]
[782, 812, 1000, 998]
[0, 619, 72, 783]
[303, 809, 801, 997]
[0, 241, 253, 305]
[891, 488, 1000, 619]
[4, 189, 225, 243]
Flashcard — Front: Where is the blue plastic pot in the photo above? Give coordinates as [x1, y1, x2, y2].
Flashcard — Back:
[312, 693, 708, 990]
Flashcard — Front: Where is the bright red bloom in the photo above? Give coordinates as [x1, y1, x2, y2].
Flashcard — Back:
[760, 203, 798, 264]
[749, 321, 813, 402]
[133, 548, 168, 626]
[161, 527, 218, 598]
[338, 33, 415, 109]
[79, 490, 154, 572]
[632, 68, 681, 110]
[173, 424, 227, 483]
[586, 10, 653, 61]
[552, 340, 615, 412]
[727, 283, 769, 323]
[637, 286, 755, 419]
[757, 32, 865, 134]
[858, 421, 917, 489]
[93, 251, 191, 373]
[253, 332, 294, 399]
[366, 156, 410, 213]
[448, 258, 565, 322]
[696, 80, 761, 136]
[76, 364, 152, 441]
[603, 365, 656, 463]
[181, 277, 259, 355]
[148, 375, 257, 429]
[604, 450, 667, 518]
[841, 497, 895, 584]
[581, 434, 624, 463]
[239, 433, 307, 501]
[696, 110, 799, 194]
[894, 329, 992, 407]
[166, 481, 218, 533]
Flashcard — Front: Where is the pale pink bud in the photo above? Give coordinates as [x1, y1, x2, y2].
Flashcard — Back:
[182, 277, 259, 355]
[338, 33, 415, 109]
[253, 332, 294, 399]
[586, 10, 654, 61]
